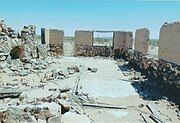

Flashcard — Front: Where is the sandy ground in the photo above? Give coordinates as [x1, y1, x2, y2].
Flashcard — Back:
[0, 41, 179, 123]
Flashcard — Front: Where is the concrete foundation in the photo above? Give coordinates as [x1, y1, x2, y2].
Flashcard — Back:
[159, 22, 180, 65]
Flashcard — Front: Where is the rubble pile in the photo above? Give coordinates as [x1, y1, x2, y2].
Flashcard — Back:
[76, 45, 112, 57]
[114, 49, 180, 97]
[21, 25, 36, 44]
[0, 19, 47, 61]
[0, 20, 22, 61]
[75, 45, 93, 56]
[93, 46, 112, 57]
[0, 56, 95, 123]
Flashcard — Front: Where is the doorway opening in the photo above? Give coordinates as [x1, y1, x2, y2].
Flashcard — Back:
[93, 31, 114, 47]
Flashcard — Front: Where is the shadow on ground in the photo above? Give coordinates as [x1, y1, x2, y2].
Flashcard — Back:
[118, 64, 180, 106]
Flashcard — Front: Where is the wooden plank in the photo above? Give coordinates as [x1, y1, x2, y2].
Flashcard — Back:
[82, 103, 127, 109]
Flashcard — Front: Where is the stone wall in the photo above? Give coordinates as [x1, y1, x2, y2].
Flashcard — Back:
[114, 49, 180, 99]
[21, 25, 36, 44]
[113, 31, 133, 50]
[134, 28, 149, 54]
[159, 22, 180, 65]
[126, 32, 133, 49]
[41, 29, 64, 55]
[75, 30, 93, 56]
[75, 30, 133, 57]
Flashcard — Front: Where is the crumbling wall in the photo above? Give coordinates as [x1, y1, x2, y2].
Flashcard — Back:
[48, 29, 64, 55]
[75, 30, 133, 57]
[113, 31, 133, 50]
[114, 49, 180, 99]
[159, 22, 180, 65]
[75, 30, 93, 56]
[0, 20, 22, 60]
[21, 25, 36, 44]
[134, 28, 149, 54]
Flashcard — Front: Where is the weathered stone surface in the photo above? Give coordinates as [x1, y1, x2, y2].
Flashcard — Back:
[134, 28, 149, 54]
[159, 22, 180, 65]
[48, 116, 61, 123]
[75, 45, 112, 57]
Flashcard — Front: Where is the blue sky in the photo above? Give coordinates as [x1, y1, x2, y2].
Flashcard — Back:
[0, 0, 180, 38]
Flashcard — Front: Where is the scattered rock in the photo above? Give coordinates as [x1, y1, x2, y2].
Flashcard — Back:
[48, 116, 61, 123]
[2, 107, 36, 123]
[87, 67, 98, 73]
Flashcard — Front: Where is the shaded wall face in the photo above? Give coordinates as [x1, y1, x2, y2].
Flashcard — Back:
[134, 28, 149, 53]
[0, 24, 2, 33]
[159, 23, 180, 65]
[75, 31, 93, 46]
[49, 29, 64, 45]
[41, 28, 45, 44]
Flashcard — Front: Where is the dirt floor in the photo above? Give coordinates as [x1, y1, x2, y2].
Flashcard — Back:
[0, 41, 179, 123]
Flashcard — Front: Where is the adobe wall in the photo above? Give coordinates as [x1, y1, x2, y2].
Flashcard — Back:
[159, 22, 180, 65]
[41, 29, 64, 55]
[75, 30, 93, 46]
[49, 29, 64, 45]
[113, 31, 133, 50]
[134, 28, 149, 54]
[45, 29, 50, 44]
